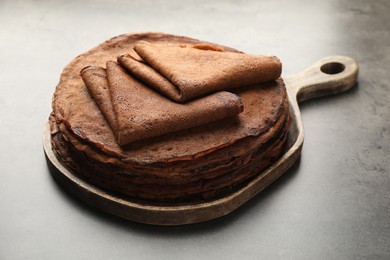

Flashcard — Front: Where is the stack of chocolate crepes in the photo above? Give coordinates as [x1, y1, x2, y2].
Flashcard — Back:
[50, 33, 291, 202]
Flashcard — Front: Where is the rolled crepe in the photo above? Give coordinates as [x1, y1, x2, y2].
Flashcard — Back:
[83, 61, 244, 146]
[80, 66, 118, 132]
[118, 54, 183, 102]
[119, 41, 282, 102]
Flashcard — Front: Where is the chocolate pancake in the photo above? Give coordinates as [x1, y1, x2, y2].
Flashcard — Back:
[50, 32, 291, 202]
[119, 41, 281, 102]
[82, 61, 243, 146]
[80, 66, 118, 132]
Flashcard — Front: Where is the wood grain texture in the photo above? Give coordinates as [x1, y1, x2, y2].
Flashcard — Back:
[43, 56, 358, 225]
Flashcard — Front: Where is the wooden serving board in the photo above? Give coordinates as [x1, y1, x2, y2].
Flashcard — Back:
[43, 56, 358, 225]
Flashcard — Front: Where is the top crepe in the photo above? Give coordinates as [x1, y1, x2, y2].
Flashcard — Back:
[119, 41, 282, 102]
[82, 61, 244, 146]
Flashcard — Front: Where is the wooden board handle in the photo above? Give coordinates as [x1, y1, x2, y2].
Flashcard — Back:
[284, 56, 359, 103]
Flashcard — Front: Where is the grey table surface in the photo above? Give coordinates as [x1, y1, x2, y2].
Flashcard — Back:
[1, 0, 389, 259]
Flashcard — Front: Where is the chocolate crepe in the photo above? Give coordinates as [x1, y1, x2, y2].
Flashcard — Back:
[83, 61, 244, 146]
[80, 66, 118, 132]
[120, 41, 282, 102]
[108, 61, 244, 146]
[118, 54, 182, 102]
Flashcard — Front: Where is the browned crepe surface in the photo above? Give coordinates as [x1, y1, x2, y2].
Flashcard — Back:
[128, 41, 282, 102]
[80, 66, 118, 132]
[81, 62, 243, 146]
[118, 54, 183, 102]
[105, 61, 243, 146]
[52, 33, 287, 164]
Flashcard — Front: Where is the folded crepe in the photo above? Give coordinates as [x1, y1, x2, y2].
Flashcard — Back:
[118, 41, 282, 102]
[81, 61, 244, 146]
[80, 66, 118, 132]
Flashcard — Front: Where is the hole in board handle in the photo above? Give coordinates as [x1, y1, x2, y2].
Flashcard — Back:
[320, 62, 345, 75]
